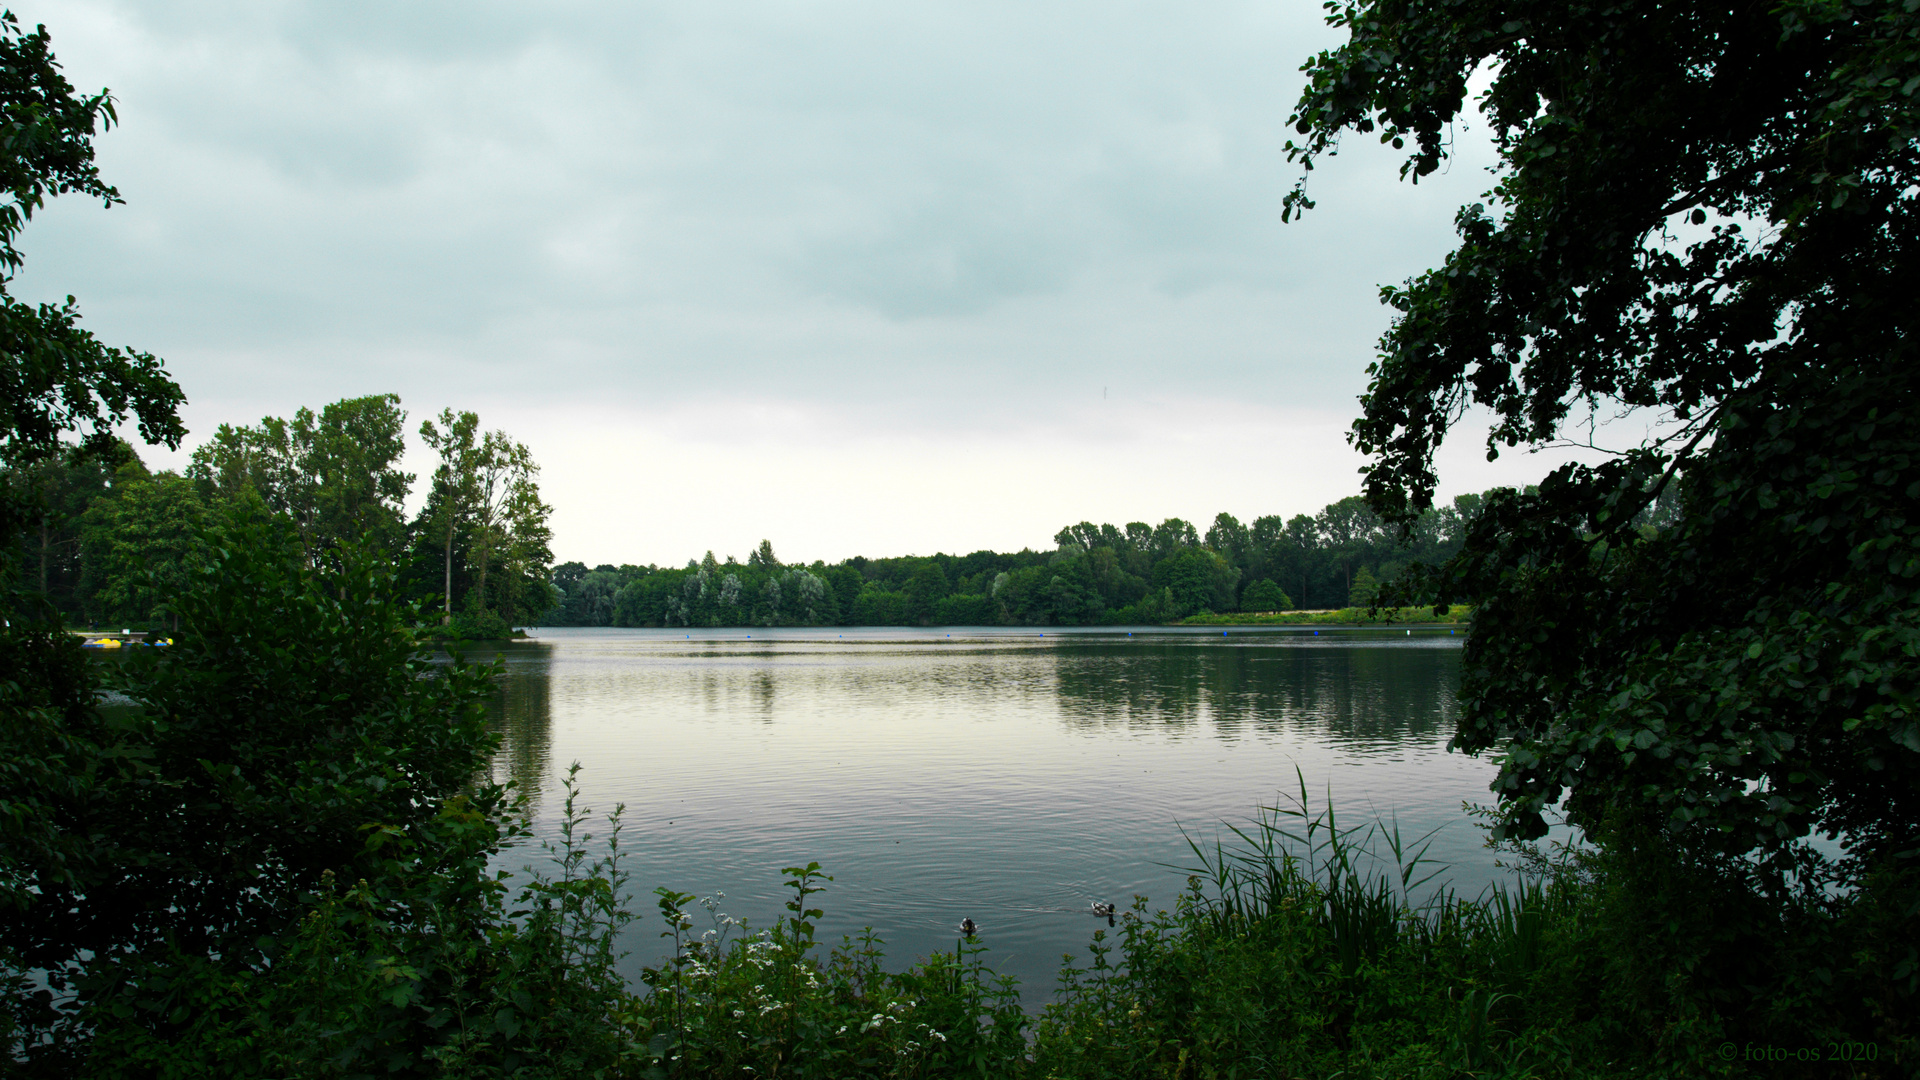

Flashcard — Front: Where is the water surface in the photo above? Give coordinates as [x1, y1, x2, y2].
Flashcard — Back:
[483, 625, 1497, 999]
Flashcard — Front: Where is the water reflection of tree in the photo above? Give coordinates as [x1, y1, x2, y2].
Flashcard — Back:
[1051, 641, 1457, 746]
[482, 642, 554, 810]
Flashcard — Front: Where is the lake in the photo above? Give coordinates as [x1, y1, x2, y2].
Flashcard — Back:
[483, 625, 1500, 1001]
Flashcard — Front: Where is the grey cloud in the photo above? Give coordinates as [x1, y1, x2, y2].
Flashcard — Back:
[17, 0, 1496, 434]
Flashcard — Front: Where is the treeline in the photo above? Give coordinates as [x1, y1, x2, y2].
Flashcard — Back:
[3, 394, 555, 636]
[548, 493, 1501, 628]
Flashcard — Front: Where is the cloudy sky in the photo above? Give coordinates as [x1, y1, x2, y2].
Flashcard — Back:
[15, 0, 1573, 566]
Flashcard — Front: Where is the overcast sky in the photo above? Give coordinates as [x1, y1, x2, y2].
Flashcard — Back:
[14, 0, 1577, 566]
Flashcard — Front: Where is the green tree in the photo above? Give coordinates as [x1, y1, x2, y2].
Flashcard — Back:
[303, 394, 412, 558]
[417, 408, 478, 623]
[7, 506, 508, 1073]
[1150, 547, 1239, 618]
[1288, 0, 1920, 887]
[1240, 578, 1292, 613]
[901, 557, 951, 621]
[78, 466, 208, 630]
[1347, 564, 1380, 608]
[0, 14, 183, 538]
[186, 394, 413, 564]
[4, 440, 127, 611]
[419, 410, 551, 627]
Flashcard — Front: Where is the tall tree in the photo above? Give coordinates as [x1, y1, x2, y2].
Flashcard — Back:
[4, 440, 127, 607]
[302, 394, 413, 557]
[1286, 0, 1920, 887]
[419, 409, 551, 624]
[418, 409, 479, 623]
[185, 394, 411, 562]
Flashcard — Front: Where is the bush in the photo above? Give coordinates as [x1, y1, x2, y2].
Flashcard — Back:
[2, 505, 509, 1074]
[1238, 579, 1292, 612]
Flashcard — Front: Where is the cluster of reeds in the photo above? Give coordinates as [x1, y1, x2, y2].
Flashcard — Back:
[1029, 769, 1611, 1078]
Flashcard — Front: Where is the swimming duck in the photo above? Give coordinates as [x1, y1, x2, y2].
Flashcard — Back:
[958, 917, 978, 937]
[1091, 901, 1116, 927]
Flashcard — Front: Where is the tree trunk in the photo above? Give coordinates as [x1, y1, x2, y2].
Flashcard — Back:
[39, 516, 50, 595]
[443, 515, 454, 625]
[475, 535, 489, 617]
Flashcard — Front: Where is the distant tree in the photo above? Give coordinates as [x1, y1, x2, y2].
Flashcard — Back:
[901, 559, 951, 621]
[186, 395, 412, 564]
[748, 538, 781, 570]
[1280, 514, 1319, 609]
[419, 410, 551, 626]
[78, 467, 208, 630]
[4, 440, 128, 610]
[1347, 565, 1380, 609]
[1204, 512, 1251, 570]
[418, 410, 480, 623]
[1147, 518, 1200, 561]
[1150, 547, 1239, 618]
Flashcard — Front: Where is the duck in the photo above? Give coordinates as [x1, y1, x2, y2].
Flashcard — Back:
[957, 917, 978, 937]
[1091, 901, 1116, 927]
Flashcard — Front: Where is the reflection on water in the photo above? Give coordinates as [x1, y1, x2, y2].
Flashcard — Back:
[480, 643, 555, 811]
[1051, 639, 1458, 745]
[483, 626, 1495, 1003]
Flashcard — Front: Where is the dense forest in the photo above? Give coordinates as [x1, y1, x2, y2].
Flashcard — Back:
[3, 395, 555, 637]
[546, 491, 1535, 628]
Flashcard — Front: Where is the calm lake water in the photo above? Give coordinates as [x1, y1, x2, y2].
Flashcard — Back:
[482, 625, 1500, 1001]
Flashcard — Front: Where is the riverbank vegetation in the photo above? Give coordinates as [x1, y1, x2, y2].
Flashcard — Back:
[545, 494, 1541, 629]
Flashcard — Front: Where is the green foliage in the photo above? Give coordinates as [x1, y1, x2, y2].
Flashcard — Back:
[1028, 782, 1911, 1079]
[0, 14, 184, 503]
[558, 495, 1501, 630]
[2, 504, 507, 1073]
[5, 439, 132, 613]
[77, 462, 207, 627]
[185, 393, 414, 565]
[1284, 0, 1920, 1030]
[418, 408, 554, 628]
[635, 864, 1029, 1079]
[217, 765, 641, 1078]
[1238, 578, 1292, 612]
